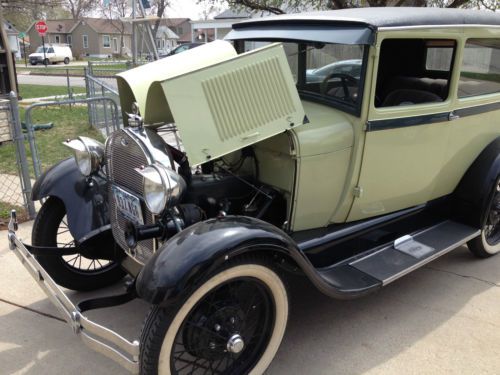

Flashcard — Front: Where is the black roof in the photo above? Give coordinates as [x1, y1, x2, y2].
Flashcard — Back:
[233, 7, 500, 30]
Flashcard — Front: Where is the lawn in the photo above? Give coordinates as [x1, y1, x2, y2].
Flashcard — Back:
[19, 84, 86, 99]
[0, 106, 104, 177]
[0, 201, 28, 226]
[17, 63, 129, 77]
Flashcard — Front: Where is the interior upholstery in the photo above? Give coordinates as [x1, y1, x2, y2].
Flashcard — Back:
[382, 89, 443, 106]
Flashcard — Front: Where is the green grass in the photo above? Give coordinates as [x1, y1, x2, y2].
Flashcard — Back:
[19, 84, 86, 99]
[17, 63, 129, 77]
[0, 106, 104, 177]
[0, 201, 27, 224]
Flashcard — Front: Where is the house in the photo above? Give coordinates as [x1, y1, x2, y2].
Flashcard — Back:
[4, 21, 21, 58]
[26, 18, 183, 58]
[190, 9, 251, 43]
[164, 18, 192, 44]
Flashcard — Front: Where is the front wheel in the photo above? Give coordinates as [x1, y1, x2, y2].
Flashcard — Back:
[468, 177, 500, 257]
[32, 197, 125, 291]
[140, 259, 289, 375]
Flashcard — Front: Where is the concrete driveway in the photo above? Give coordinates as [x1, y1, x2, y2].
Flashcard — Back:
[1, 221, 500, 374]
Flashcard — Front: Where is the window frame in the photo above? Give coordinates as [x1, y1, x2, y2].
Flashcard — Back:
[102, 35, 111, 48]
[296, 43, 369, 117]
[458, 37, 500, 99]
[83, 35, 89, 49]
[67, 35, 72, 47]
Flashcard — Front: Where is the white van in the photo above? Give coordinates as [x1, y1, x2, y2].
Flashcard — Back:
[29, 44, 73, 65]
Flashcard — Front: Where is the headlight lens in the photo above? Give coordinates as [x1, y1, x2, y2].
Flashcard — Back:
[136, 163, 186, 215]
[63, 137, 104, 176]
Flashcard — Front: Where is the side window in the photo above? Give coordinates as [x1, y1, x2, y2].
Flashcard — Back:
[47, 48, 54, 53]
[459, 38, 500, 98]
[375, 39, 456, 108]
[302, 44, 364, 106]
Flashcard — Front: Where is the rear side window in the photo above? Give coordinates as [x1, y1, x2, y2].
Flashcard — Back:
[426, 46, 454, 72]
[459, 39, 500, 98]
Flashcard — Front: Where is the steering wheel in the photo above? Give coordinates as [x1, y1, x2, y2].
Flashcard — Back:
[320, 73, 359, 102]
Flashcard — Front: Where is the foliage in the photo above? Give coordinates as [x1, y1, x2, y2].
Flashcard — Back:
[200, 0, 498, 14]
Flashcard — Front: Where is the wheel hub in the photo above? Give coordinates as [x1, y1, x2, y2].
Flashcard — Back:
[183, 303, 246, 360]
[227, 334, 245, 354]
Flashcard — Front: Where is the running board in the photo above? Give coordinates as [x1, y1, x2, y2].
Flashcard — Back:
[316, 220, 480, 295]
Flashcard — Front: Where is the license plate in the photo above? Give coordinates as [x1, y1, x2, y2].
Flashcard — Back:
[112, 186, 144, 225]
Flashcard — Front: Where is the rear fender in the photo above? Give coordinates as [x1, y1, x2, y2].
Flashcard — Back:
[32, 158, 110, 242]
[453, 137, 500, 227]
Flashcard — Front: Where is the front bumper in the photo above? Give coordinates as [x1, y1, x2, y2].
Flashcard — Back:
[7, 210, 140, 373]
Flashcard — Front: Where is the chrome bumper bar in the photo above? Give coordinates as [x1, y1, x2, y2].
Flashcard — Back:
[7, 211, 140, 374]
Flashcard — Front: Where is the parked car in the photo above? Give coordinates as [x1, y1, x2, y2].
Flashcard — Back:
[164, 42, 203, 57]
[8, 7, 500, 375]
[29, 44, 73, 65]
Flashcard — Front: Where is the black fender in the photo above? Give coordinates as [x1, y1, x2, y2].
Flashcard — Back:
[453, 136, 500, 228]
[135, 216, 368, 306]
[32, 157, 110, 242]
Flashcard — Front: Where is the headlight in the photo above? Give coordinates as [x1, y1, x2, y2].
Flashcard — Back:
[135, 163, 186, 214]
[63, 136, 104, 176]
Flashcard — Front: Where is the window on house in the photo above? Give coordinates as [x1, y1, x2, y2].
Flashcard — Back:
[103, 35, 110, 48]
[83, 35, 89, 49]
[67, 35, 72, 47]
[459, 38, 500, 98]
[54, 35, 60, 43]
[156, 39, 161, 48]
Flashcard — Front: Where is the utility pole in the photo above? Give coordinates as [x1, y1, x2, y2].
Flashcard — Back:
[132, 0, 137, 65]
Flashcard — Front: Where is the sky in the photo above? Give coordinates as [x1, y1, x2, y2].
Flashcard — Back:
[165, 0, 225, 20]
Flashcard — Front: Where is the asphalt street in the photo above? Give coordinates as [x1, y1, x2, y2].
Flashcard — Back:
[1, 221, 500, 374]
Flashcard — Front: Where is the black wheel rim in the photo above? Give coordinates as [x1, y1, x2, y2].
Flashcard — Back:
[57, 215, 115, 274]
[484, 180, 500, 246]
[170, 277, 275, 375]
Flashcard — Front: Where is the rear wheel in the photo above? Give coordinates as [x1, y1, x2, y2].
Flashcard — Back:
[64, 57, 70, 64]
[32, 197, 125, 291]
[43, 58, 49, 65]
[468, 177, 500, 258]
[140, 259, 289, 375]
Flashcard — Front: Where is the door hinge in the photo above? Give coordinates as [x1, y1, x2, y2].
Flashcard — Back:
[353, 186, 363, 198]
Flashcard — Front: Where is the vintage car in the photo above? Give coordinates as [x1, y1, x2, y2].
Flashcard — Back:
[7, 7, 500, 375]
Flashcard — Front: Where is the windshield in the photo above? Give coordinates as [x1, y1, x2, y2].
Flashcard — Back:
[35, 46, 50, 53]
[243, 41, 366, 114]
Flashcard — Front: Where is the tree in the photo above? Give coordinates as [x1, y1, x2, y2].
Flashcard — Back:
[148, 0, 171, 39]
[200, 0, 496, 14]
[100, 0, 130, 56]
[65, 0, 95, 20]
[2, 0, 69, 30]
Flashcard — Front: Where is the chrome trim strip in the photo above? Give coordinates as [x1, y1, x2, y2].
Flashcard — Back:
[7, 213, 139, 374]
[379, 24, 500, 31]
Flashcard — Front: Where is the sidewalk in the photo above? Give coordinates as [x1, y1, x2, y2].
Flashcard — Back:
[1, 221, 500, 374]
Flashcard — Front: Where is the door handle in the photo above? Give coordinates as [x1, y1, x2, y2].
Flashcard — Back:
[448, 112, 460, 121]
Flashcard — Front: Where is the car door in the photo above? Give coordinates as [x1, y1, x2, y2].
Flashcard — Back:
[348, 35, 459, 221]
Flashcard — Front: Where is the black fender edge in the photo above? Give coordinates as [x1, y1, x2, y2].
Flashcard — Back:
[32, 157, 110, 242]
[135, 216, 378, 306]
[453, 136, 500, 228]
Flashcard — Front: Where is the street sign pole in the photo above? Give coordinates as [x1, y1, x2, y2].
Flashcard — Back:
[22, 37, 27, 67]
[42, 35, 46, 66]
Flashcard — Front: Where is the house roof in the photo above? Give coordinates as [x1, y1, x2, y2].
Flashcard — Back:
[234, 7, 500, 30]
[214, 9, 251, 19]
[27, 19, 78, 34]
[77, 18, 132, 34]
[164, 18, 191, 27]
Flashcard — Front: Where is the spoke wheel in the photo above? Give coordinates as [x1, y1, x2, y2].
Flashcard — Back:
[140, 260, 289, 375]
[468, 177, 500, 257]
[32, 197, 125, 291]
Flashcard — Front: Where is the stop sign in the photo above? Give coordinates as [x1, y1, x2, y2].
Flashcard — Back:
[35, 21, 48, 37]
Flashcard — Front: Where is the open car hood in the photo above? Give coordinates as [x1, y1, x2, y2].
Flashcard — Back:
[117, 41, 305, 166]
